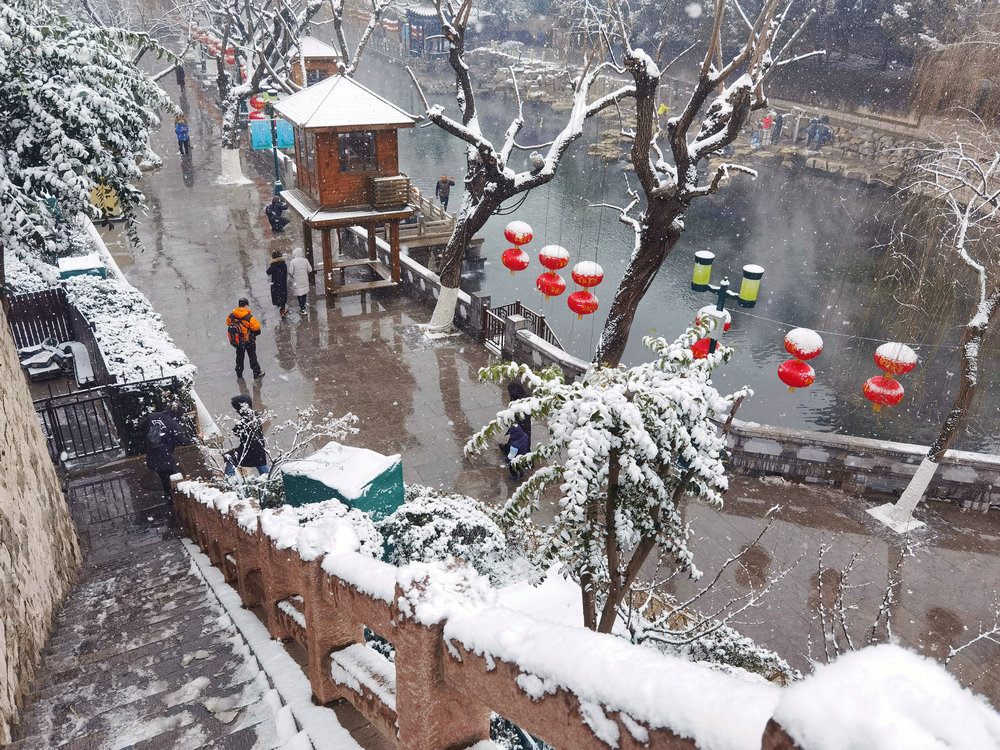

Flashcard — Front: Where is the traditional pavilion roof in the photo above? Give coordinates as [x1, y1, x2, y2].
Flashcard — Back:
[290, 36, 341, 59]
[274, 75, 418, 130]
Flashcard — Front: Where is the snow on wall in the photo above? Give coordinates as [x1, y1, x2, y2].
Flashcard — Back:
[772, 644, 1000, 750]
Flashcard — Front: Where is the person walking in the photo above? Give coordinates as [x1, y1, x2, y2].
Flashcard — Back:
[174, 65, 186, 89]
[143, 402, 193, 502]
[223, 395, 269, 476]
[174, 115, 190, 156]
[266, 250, 289, 318]
[265, 196, 290, 233]
[227, 298, 265, 379]
[288, 246, 313, 314]
[499, 380, 532, 479]
[434, 174, 455, 211]
[771, 113, 784, 144]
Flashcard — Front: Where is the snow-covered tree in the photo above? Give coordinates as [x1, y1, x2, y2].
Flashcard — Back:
[0, 0, 172, 285]
[873, 130, 1000, 529]
[466, 321, 750, 632]
[207, 0, 392, 182]
[593, 0, 819, 367]
[411, 0, 634, 333]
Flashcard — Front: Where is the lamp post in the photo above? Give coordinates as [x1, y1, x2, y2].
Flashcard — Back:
[690, 251, 763, 353]
[266, 88, 283, 196]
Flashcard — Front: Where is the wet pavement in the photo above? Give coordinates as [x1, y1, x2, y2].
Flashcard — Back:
[91, 67, 1000, 711]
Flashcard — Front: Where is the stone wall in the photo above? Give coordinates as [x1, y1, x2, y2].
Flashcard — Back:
[0, 303, 81, 744]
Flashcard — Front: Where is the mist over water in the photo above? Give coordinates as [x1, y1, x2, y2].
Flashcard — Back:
[364, 55, 1000, 452]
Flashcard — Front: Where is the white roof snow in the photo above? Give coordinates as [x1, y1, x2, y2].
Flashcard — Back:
[292, 37, 341, 59]
[273, 75, 418, 130]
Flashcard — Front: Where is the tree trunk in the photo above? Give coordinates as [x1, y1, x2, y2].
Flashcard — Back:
[427, 194, 501, 332]
[594, 203, 684, 366]
[893, 291, 1000, 518]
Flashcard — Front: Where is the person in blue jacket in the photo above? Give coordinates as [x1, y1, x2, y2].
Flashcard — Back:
[500, 380, 531, 479]
[174, 114, 190, 156]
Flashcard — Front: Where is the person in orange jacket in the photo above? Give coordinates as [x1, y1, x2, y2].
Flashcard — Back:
[226, 298, 265, 379]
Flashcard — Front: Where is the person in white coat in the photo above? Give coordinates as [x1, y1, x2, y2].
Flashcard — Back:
[288, 247, 313, 314]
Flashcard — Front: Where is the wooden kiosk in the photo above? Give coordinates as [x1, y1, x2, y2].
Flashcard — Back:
[274, 75, 418, 298]
[288, 37, 341, 87]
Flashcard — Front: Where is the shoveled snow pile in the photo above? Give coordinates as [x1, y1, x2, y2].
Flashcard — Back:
[176, 479, 383, 561]
[772, 644, 1000, 749]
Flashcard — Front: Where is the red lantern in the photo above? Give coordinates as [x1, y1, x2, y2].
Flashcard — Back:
[536, 272, 565, 300]
[784, 327, 823, 361]
[501, 247, 529, 275]
[690, 338, 711, 359]
[225, 48, 236, 65]
[778, 359, 816, 392]
[695, 305, 731, 333]
[504, 220, 533, 248]
[249, 94, 267, 110]
[863, 376, 905, 412]
[248, 110, 266, 120]
[874, 342, 917, 375]
[539, 245, 569, 272]
[567, 290, 598, 319]
[572, 261, 604, 290]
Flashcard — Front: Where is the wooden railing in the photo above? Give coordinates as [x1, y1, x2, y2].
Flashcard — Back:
[174, 485, 801, 750]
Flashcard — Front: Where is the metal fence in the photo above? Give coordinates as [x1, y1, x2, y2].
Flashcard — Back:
[482, 300, 565, 354]
[8, 288, 116, 386]
[32, 376, 189, 466]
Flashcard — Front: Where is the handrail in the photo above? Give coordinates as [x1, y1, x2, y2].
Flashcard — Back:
[174, 484, 800, 750]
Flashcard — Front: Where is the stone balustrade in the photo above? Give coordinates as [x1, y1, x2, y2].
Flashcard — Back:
[726, 418, 1000, 511]
[174, 485, 803, 750]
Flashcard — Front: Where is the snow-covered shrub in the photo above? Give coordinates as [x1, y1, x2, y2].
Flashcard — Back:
[378, 485, 508, 583]
[672, 624, 799, 684]
[61, 274, 196, 383]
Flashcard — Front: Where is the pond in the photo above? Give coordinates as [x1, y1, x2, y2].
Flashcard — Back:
[365, 55, 1000, 453]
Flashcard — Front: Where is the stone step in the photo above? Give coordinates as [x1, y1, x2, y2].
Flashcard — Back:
[29, 617, 235, 700]
[34, 600, 223, 677]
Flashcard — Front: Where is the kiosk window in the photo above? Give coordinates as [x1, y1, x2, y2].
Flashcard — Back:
[338, 131, 377, 172]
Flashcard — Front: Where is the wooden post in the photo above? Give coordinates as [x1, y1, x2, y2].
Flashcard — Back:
[322, 229, 334, 294]
[390, 220, 400, 283]
[367, 223, 377, 262]
[303, 222, 316, 283]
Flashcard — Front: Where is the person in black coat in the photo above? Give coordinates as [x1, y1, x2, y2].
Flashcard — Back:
[265, 196, 290, 233]
[266, 250, 289, 318]
[144, 404, 193, 501]
[224, 395, 269, 476]
[499, 379, 532, 479]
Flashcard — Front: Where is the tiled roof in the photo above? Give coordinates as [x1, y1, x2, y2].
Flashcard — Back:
[273, 75, 418, 129]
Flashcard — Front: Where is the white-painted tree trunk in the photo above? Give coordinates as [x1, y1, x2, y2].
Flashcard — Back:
[427, 285, 459, 333]
[219, 148, 251, 184]
[867, 456, 937, 533]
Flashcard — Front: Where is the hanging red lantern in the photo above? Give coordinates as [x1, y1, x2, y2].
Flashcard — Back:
[248, 110, 266, 120]
[501, 247, 529, 275]
[775, 327, 823, 392]
[874, 342, 917, 375]
[784, 327, 823, 361]
[249, 94, 267, 110]
[778, 359, 816, 392]
[536, 272, 566, 300]
[504, 220, 533, 248]
[225, 48, 236, 65]
[863, 376, 905, 412]
[695, 305, 731, 333]
[690, 338, 711, 359]
[567, 290, 598, 319]
[538, 245, 569, 272]
[572, 261, 604, 290]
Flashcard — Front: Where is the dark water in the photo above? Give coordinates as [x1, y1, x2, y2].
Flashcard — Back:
[367, 56, 1000, 453]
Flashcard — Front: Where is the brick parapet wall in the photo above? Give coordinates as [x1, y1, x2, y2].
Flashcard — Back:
[174, 487, 801, 750]
[0, 304, 82, 744]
